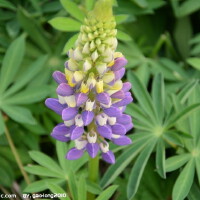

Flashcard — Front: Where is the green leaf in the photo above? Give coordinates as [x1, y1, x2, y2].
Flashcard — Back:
[56, 141, 70, 174]
[156, 139, 166, 178]
[187, 58, 200, 70]
[62, 33, 79, 54]
[165, 154, 191, 172]
[159, 58, 188, 80]
[127, 140, 156, 199]
[2, 105, 36, 125]
[24, 165, 63, 178]
[4, 86, 50, 105]
[0, 0, 16, 10]
[166, 103, 200, 129]
[163, 131, 183, 147]
[100, 138, 149, 188]
[29, 151, 63, 173]
[96, 185, 118, 200]
[4, 55, 48, 97]
[188, 183, 200, 200]
[178, 80, 198, 104]
[60, 0, 85, 22]
[0, 111, 5, 135]
[195, 158, 200, 186]
[115, 14, 129, 24]
[174, 16, 192, 59]
[117, 30, 132, 41]
[152, 73, 165, 122]
[78, 175, 87, 200]
[177, 0, 200, 17]
[48, 183, 70, 200]
[85, 0, 95, 10]
[133, 0, 148, 8]
[68, 170, 78, 200]
[49, 17, 81, 32]
[125, 104, 154, 129]
[24, 179, 64, 193]
[172, 159, 195, 200]
[86, 180, 102, 195]
[17, 8, 50, 53]
[0, 35, 25, 93]
[127, 70, 156, 121]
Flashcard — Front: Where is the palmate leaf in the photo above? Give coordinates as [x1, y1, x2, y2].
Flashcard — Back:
[49, 17, 81, 32]
[96, 185, 118, 200]
[195, 158, 200, 186]
[165, 154, 191, 172]
[166, 103, 200, 129]
[29, 151, 63, 173]
[24, 178, 65, 193]
[17, 8, 50, 53]
[78, 175, 87, 200]
[48, 183, 70, 200]
[68, 170, 78, 200]
[24, 165, 63, 178]
[126, 103, 154, 129]
[60, 0, 85, 22]
[86, 180, 103, 195]
[2, 105, 36, 125]
[3, 55, 48, 97]
[151, 73, 165, 123]
[127, 70, 157, 123]
[127, 139, 157, 200]
[62, 33, 79, 54]
[0, 111, 5, 135]
[100, 136, 150, 188]
[188, 183, 200, 200]
[156, 139, 166, 178]
[4, 86, 51, 105]
[172, 159, 195, 200]
[117, 30, 132, 41]
[0, 35, 25, 94]
[56, 141, 70, 174]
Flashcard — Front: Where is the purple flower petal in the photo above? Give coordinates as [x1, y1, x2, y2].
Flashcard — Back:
[70, 125, 84, 140]
[52, 71, 66, 84]
[97, 125, 112, 139]
[82, 111, 94, 126]
[114, 68, 125, 81]
[51, 123, 70, 142]
[112, 96, 133, 107]
[117, 114, 132, 125]
[45, 98, 66, 115]
[102, 150, 115, 164]
[122, 82, 131, 92]
[111, 57, 127, 71]
[62, 107, 78, 121]
[66, 148, 84, 160]
[124, 122, 134, 132]
[96, 92, 111, 105]
[111, 123, 126, 135]
[112, 136, 132, 146]
[104, 106, 122, 117]
[111, 90, 125, 99]
[56, 83, 74, 96]
[86, 143, 99, 158]
[75, 93, 88, 107]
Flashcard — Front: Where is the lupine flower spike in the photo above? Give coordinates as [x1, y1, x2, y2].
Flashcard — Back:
[45, 0, 133, 164]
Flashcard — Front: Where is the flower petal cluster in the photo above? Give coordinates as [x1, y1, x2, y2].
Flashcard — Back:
[45, 0, 133, 164]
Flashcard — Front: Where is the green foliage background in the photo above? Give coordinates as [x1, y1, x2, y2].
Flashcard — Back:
[0, 0, 200, 200]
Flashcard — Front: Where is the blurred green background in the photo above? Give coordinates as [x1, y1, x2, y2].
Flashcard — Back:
[0, 0, 200, 200]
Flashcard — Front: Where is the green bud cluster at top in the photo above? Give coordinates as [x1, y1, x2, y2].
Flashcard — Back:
[65, 0, 119, 91]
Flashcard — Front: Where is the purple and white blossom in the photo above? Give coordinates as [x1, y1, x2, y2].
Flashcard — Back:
[45, 1, 133, 164]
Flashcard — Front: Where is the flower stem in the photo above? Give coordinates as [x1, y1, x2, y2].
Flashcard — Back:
[4, 125, 31, 185]
[88, 155, 99, 200]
